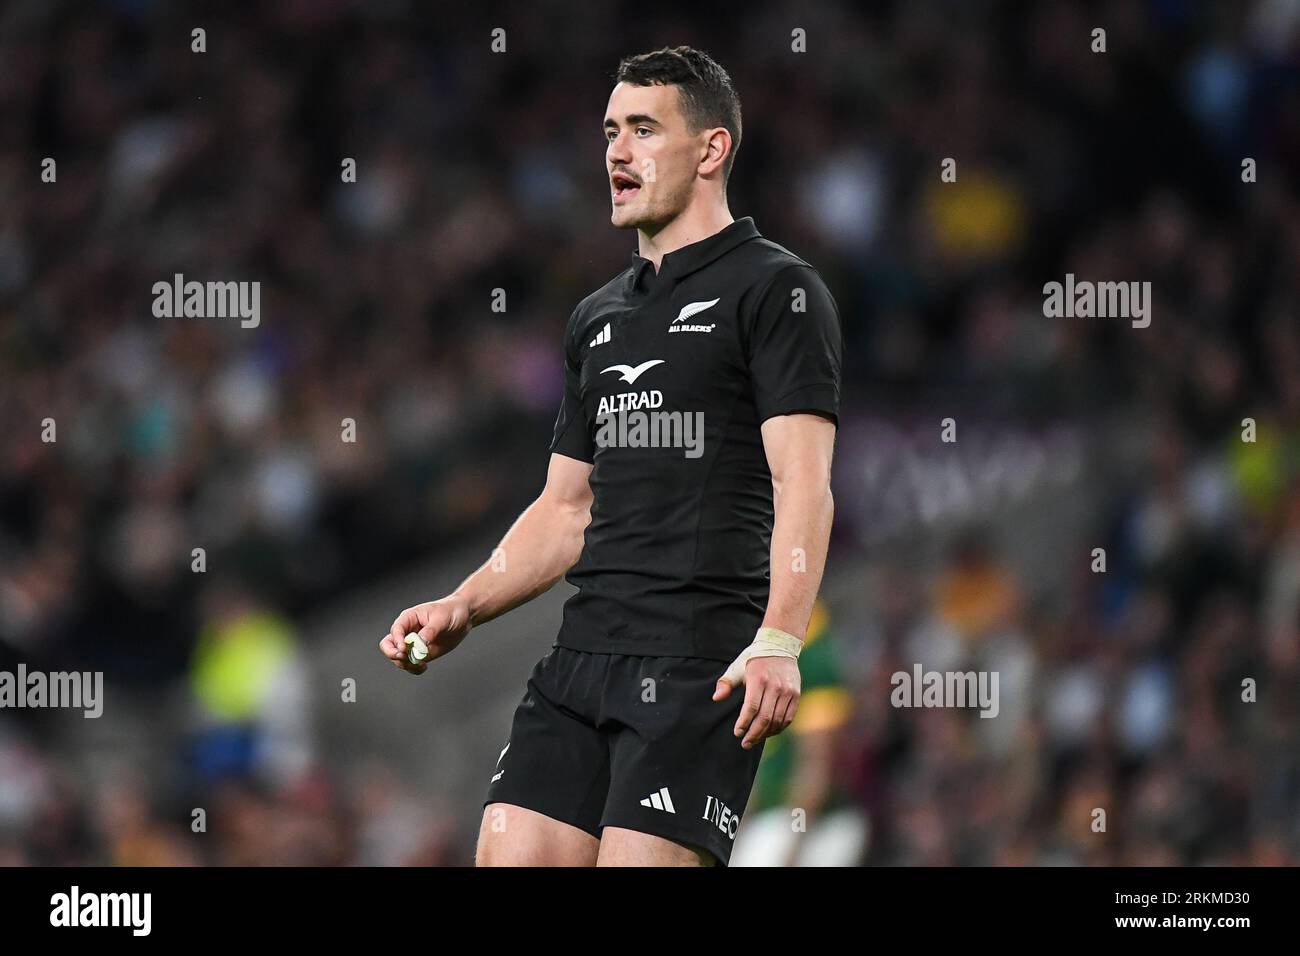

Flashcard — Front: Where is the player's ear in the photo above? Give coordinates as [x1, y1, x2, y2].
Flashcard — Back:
[697, 127, 728, 176]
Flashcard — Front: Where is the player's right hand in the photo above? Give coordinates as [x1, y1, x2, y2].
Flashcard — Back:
[379, 594, 474, 675]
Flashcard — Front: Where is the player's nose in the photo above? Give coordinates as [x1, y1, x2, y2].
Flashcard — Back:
[607, 135, 631, 165]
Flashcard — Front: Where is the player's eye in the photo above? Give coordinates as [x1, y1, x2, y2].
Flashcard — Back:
[604, 127, 651, 142]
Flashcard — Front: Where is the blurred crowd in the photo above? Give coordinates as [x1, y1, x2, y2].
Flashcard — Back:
[2, 0, 1299, 865]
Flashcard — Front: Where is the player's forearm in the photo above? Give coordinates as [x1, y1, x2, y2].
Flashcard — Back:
[451, 492, 591, 627]
[761, 469, 833, 640]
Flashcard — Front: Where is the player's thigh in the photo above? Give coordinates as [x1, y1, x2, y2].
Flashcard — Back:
[598, 654, 766, 866]
[476, 803, 600, 866]
[596, 826, 715, 867]
[478, 647, 610, 864]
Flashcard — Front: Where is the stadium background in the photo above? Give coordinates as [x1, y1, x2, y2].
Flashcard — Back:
[2, 0, 1299, 865]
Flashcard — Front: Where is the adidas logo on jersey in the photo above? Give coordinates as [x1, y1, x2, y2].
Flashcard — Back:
[589, 322, 611, 347]
[639, 787, 676, 813]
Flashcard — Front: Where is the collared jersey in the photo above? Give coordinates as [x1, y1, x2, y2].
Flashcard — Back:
[548, 217, 843, 661]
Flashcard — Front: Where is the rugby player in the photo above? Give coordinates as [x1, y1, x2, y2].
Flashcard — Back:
[380, 45, 842, 866]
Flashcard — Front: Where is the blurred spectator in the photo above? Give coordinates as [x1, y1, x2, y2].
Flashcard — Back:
[188, 579, 311, 788]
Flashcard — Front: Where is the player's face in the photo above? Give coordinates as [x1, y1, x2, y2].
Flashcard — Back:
[604, 82, 699, 230]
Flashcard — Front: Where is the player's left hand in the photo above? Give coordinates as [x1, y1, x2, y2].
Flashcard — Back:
[713, 656, 801, 749]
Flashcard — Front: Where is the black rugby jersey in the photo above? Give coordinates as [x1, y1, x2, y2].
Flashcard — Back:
[548, 217, 843, 661]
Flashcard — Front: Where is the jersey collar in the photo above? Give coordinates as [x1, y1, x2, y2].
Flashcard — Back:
[627, 217, 761, 292]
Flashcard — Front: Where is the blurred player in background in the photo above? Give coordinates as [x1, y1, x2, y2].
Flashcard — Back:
[729, 599, 869, 866]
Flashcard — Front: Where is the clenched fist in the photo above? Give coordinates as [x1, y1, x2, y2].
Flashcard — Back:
[378, 594, 474, 675]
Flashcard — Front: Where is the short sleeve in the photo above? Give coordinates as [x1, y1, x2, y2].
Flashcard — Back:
[549, 315, 595, 463]
[745, 264, 843, 426]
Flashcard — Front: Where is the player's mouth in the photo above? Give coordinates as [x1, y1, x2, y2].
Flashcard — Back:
[611, 171, 641, 203]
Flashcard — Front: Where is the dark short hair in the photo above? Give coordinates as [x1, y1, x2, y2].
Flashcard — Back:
[614, 46, 742, 184]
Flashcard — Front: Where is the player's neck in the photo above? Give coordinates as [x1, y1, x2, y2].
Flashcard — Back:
[638, 203, 734, 274]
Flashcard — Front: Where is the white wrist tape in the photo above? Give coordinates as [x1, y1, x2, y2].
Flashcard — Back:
[720, 627, 803, 686]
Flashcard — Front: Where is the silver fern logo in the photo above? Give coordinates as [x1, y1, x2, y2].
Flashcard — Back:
[669, 298, 719, 333]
